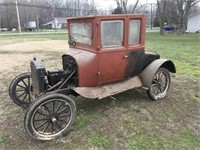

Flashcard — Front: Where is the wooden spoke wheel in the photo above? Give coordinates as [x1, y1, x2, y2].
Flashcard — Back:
[24, 93, 76, 141]
[147, 68, 171, 100]
[9, 72, 33, 108]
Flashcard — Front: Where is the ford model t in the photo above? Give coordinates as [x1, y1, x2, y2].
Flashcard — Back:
[9, 14, 176, 140]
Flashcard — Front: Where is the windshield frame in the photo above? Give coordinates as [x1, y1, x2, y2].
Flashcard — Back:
[68, 19, 94, 50]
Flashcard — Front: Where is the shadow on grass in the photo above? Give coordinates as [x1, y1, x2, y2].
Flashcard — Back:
[74, 88, 150, 115]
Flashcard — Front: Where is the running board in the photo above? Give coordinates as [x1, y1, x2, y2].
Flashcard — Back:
[72, 76, 142, 99]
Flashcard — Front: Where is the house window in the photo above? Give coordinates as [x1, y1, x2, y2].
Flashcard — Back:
[101, 20, 124, 48]
[129, 20, 140, 45]
[57, 23, 59, 26]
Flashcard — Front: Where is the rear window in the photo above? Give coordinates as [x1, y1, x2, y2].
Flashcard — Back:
[101, 20, 124, 48]
[129, 20, 140, 45]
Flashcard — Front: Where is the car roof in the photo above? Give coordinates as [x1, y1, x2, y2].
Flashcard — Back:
[67, 14, 145, 20]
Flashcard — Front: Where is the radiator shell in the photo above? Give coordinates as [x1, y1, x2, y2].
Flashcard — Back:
[30, 60, 45, 94]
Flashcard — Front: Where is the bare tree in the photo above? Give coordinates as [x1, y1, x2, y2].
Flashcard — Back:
[128, 0, 139, 13]
[112, 0, 140, 14]
[113, 0, 128, 14]
[0, 0, 99, 31]
[189, 4, 200, 14]
[175, 0, 200, 33]
[156, 0, 200, 34]
[0, 4, 2, 29]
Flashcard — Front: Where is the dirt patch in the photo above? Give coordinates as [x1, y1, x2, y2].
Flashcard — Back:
[0, 40, 68, 75]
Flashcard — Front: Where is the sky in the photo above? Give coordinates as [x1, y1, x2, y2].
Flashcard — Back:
[95, 0, 157, 10]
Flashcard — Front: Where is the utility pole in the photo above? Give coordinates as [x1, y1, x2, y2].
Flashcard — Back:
[15, 0, 21, 33]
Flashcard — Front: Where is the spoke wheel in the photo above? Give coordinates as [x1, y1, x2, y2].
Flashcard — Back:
[24, 93, 76, 141]
[147, 68, 171, 100]
[9, 72, 33, 108]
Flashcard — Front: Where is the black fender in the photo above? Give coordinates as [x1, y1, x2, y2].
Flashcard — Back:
[139, 59, 176, 88]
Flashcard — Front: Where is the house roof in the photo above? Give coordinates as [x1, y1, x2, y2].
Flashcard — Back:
[42, 21, 53, 26]
[55, 18, 67, 24]
[188, 11, 200, 18]
[42, 18, 67, 26]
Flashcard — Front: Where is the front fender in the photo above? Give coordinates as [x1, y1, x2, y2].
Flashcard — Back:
[63, 48, 98, 87]
[139, 59, 176, 88]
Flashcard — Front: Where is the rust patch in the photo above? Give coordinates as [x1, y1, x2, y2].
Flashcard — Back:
[73, 76, 142, 99]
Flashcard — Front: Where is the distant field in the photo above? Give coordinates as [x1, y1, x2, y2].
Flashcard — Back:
[0, 33, 68, 41]
[0, 32, 199, 150]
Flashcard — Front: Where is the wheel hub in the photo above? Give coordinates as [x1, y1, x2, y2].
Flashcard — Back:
[157, 79, 164, 87]
[51, 117, 57, 123]
[25, 87, 29, 93]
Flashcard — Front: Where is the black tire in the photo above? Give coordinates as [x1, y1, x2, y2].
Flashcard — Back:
[147, 68, 171, 101]
[24, 93, 76, 141]
[9, 72, 33, 108]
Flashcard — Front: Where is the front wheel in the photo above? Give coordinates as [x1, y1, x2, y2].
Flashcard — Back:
[9, 72, 33, 108]
[24, 93, 76, 141]
[147, 68, 171, 100]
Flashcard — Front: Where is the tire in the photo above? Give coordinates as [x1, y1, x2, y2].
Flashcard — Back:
[24, 93, 76, 141]
[147, 68, 171, 101]
[9, 72, 33, 108]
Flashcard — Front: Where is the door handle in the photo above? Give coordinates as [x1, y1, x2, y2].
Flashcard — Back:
[124, 55, 128, 58]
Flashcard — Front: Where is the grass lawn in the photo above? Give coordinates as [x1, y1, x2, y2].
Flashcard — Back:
[0, 32, 199, 150]
[0, 33, 68, 41]
[146, 32, 200, 81]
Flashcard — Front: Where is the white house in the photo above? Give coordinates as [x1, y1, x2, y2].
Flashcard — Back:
[42, 18, 67, 29]
[187, 12, 200, 32]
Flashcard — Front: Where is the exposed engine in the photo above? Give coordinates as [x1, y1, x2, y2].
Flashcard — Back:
[30, 55, 78, 95]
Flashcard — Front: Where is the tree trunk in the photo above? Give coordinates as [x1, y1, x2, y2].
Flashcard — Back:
[157, 0, 166, 35]
[175, 0, 200, 33]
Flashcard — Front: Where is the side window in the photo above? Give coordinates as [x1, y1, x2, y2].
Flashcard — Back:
[101, 20, 124, 48]
[129, 20, 140, 45]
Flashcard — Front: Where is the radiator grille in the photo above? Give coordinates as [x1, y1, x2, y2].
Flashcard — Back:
[30, 60, 45, 94]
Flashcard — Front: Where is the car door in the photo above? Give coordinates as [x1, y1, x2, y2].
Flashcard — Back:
[97, 20, 127, 85]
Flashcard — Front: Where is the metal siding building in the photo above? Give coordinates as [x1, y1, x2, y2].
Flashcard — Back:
[187, 12, 200, 32]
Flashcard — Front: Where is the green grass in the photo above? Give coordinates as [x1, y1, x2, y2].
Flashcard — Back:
[146, 32, 200, 81]
[75, 114, 88, 129]
[0, 32, 199, 150]
[146, 27, 160, 30]
[0, 33, 68, 41]
[0, 134, 10, 144]
[127, 130, 200, 150]
[87, 131, 116, 149]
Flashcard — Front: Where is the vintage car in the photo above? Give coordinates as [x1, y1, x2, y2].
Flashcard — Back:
[9, 14, 176, 141]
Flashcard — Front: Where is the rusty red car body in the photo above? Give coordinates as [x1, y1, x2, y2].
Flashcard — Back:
[67, 14, 147, 87]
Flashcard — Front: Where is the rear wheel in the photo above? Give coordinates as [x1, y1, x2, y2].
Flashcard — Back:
[9, 72, 33, 108]
[24, 93, 76, 141]
[147, 68, 171, 100]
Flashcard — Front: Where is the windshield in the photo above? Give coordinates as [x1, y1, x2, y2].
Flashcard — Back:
[69, 23, 92, 46]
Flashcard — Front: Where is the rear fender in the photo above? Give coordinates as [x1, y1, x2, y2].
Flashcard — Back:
[139, 59, 176, 88]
